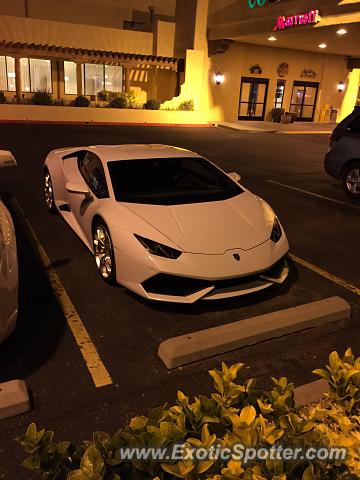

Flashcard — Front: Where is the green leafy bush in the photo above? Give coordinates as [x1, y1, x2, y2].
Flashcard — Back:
[31, 90, 54, 106]
[108, 96, 127, 109]
[143, 99, 161, 110]
[18, 350, 360, 480]
[0, 91, 6, 104]
[74, 96, 90, 108]
[97, 90, 113, 102]
[177, 100, 194, 111]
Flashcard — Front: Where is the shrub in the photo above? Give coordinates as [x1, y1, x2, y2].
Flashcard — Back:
[0, 91, 6, 104]
[53, 98, 65, 106]
[31, 90, 53, 106]
[17, 348, 360, 480]
[143, 99, 161, 110]
[74, 95, 90, 107]
[108, 96, 127, 109]
[177, 99, 194, 111]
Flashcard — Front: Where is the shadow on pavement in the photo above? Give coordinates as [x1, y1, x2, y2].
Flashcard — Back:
[0, 195, 67, 382]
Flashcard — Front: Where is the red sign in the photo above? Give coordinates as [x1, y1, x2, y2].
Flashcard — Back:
[274, 9, 321, 31]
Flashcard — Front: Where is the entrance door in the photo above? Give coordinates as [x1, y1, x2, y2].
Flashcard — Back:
[238, 77, 269, 121]
[289, 81, 319, 121]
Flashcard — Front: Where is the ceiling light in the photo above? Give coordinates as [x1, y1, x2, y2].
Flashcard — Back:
[268, 36, 277, 41]
[336, 28, 347, 35]
[318, 43, 327, 49]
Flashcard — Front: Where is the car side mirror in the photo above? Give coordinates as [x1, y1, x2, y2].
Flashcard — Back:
[0, 150, 17, 168]
[227, 172, 241, 183]
[65, 182, 91, 198]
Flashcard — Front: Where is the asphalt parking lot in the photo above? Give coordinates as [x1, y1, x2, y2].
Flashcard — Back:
[0, 124, 359, 479]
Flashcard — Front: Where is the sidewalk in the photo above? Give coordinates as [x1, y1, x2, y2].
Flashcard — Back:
[218, 121, 335, 135]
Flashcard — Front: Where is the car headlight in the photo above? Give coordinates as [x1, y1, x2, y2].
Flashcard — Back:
[134, 234, 182, 259]
[270, 217, 282, 243]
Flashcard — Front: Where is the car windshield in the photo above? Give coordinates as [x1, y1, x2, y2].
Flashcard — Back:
[107, 157, 243, 205]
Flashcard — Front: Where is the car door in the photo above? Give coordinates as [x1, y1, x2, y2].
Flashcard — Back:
[66, 151, 109, 245]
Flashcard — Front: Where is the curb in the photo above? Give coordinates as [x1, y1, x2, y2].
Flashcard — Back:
[0, 119, 214, 128]
[158, 296, 350, 369]
[218, 124, 278, 134]
[0, 380, 31, 421]
[294, 379, 328, 406]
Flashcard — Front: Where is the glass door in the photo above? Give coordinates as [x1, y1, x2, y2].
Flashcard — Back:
[238, 77, 269, 121]
[289, 81, 319, 121]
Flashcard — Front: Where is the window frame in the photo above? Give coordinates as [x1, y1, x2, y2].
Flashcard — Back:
[77, 151, 110, 199]
[0, 56, 16, 92]
[21, 57, 53, 93]
[83, 63, 123, 96]
[274, 79, 286, 109]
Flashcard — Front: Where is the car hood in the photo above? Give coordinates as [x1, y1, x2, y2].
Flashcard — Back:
[123, 192, 271, 254]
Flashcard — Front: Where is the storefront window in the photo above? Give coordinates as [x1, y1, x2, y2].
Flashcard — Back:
[274, 80, 285, 109]
[84, 63, 123, 96]
[105, 65, 123, 92]
[20, 58, 52, 92]
[0, 56, 16, 92]
[64, 61, 77, 95]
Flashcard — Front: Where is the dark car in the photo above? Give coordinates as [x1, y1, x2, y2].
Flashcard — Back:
[325, 107, 360, 199]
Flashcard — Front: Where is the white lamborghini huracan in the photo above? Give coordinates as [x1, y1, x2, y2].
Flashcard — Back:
[43, 144, 289, 303]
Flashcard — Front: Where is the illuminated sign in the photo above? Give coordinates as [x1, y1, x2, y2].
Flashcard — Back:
[273, 9, 321, 31]
[248, 0, 280, 8]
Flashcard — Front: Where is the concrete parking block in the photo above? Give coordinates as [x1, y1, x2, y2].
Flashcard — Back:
[294, 379, 329, 406]
[0, 380, 31, 420]
[158, 296, 350, 369]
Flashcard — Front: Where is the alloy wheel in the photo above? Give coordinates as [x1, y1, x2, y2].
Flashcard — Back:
[44, 171, 56, 212]
[93, 223, 113, 280]
[346, 168, 360, 196]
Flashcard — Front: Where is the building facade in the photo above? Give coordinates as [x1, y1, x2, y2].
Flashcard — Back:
[0, 0, 360, 123]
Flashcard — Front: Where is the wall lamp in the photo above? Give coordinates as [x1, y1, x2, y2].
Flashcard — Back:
[214, 72, 225, 86]
[337, 81, 345, 93]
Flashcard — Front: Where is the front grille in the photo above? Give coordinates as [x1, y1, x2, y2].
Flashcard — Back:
[142, 274, 211, 297]
[142, 258, 287, 298]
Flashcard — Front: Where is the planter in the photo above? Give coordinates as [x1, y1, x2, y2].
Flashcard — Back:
[0, 104, 209, 126]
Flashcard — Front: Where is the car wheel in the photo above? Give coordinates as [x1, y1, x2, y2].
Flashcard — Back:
[92, 219, 116, 284]
[342, 162, 360, 199]
[43, 169, 57, 213]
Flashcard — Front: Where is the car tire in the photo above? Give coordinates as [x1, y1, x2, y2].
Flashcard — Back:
[43, 169, 57, 213]
[342, 162, 360, 199]
[92, 219, 117, 285]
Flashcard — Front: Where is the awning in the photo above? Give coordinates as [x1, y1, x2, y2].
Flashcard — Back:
[0, 40, 182, 71]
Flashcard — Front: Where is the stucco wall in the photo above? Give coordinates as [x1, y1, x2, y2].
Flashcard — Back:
[0, 104, 209, 124]
[0, 15, 153, 54]
[208, 42, 349, 122]
[0, 0, 176, 29]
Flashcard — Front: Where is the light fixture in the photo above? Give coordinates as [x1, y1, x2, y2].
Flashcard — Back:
[7, 72, 16, 78]
[268, 36, 277, 41]
[318, 43, 327, 49]
[337, 81, 345, 93]
[336, 28, 347, 35]
[64, 75, 69, 81]
[214, 72, 224, 86]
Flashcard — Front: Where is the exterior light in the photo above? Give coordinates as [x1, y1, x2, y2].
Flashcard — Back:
[64, 76, 69, 81]
[318, 43, 327, 49]
[336, 28, 347, 35]
[7, 72, 16, 78]
[214, 72, 224, 85]
[268, 36, 277, 41]
[337, 81, 345, 93]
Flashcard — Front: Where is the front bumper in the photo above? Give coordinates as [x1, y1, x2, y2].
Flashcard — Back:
[115, 235, 290, 303]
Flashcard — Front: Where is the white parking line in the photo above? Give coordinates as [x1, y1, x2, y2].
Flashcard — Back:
[10, 198, 113, 388]
[266, 179, 360, 211]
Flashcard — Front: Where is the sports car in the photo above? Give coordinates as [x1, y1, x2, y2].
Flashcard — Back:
[43, 144, 289, 303]
[0, 150, 18, 343]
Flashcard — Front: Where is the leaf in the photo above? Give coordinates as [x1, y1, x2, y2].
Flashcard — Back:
[239, 406, 256, 425]
[67, 471, 88, 480]
[209, 369, 224, 395]
[312, 369, 330, 381]
[93, 432, 112, 457]
[129, 416, 148, 431]
[80, 445, 104, 476]
[302, 464, 315, 480]
[329, 351, 341, 372]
